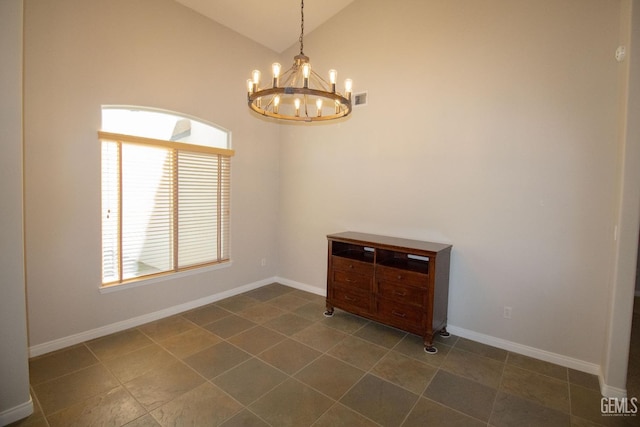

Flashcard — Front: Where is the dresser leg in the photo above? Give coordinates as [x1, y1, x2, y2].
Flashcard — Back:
[424, 345, 438, 354]
[423, 333, 437, 354]
[324, 303, 334, 317]
[439, 327, 451, 338]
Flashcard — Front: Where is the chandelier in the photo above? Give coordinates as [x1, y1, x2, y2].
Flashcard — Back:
[246, 0, 353, 122]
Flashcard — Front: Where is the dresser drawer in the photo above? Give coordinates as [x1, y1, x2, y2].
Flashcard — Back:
[331, 269, 372, 292]
[331, 286, 371, 313]
[378, 280, 426, 307]
[377, 298, 423, 332]
[331, 256, 374, 276]
[376, 265, 428, 289]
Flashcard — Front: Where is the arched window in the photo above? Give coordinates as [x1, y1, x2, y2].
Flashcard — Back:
[99, 106, 234, 286]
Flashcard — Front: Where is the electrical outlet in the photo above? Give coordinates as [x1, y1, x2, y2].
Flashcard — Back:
[503, 306, 512, 319]
[261, 258, 267, 267]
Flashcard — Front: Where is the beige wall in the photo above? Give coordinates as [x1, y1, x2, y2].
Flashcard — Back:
[278, 0, 626, 368]
[0, 0, 32, 423]
[23, 0, 281, 347]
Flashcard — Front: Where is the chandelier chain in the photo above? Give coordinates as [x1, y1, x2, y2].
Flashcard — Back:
[299, 0, 304, 55]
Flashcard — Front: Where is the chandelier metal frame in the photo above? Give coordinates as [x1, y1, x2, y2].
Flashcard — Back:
[247, 0, 353, 122]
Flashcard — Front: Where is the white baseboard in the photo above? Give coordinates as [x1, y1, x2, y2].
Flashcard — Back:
[29, 277, 276, 358]
[445, 326, 601, 375]
[0, 397, 33, 427]
[274, 276, 325, 296]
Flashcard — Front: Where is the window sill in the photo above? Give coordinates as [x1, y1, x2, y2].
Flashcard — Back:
[99, 260, 233, 294]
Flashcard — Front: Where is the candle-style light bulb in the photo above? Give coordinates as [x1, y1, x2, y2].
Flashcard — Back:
[328, 69, 337, 92]
[344, 78, 353, 100]
[302, 63, 311, 88]
[316, 99, 323, 117]
[246, 79, 254, 95]
[272, 63, 281, 87]
[273, 95, 280, 114]
[294, 98, 301, 117]
[252, 69, 261, 93]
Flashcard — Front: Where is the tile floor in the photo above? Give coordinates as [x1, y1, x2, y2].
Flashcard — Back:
[11, 284, 639, 426]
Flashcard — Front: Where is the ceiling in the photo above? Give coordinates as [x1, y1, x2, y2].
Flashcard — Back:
[174, 0, 355, 53]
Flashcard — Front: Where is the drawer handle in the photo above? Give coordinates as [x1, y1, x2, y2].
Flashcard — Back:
[392, 310, 406, 318]
[349, 264, 354, 269]
[393, 290, 407, 297]
[345, 278, 355, 283]
[344, 295, 357, 302]
[397, 275, 403, 280]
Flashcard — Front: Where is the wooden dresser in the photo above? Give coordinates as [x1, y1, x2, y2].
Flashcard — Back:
[325, 231, 452, 353]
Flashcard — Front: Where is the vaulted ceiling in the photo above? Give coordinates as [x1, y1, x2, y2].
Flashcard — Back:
[174, 0, 355, 53]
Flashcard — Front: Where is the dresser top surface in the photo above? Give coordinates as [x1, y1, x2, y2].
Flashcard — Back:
[327, 231, 452, 254]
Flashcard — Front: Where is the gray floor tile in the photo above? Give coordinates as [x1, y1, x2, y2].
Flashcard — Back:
[204, 314, 257, 339]
[258, 338, 322, 375]
[371, 350, 437, 395]
[250, 379, 334, 427]
[182, 304, 231, 326]
[123, 414, 161, 426]
[29, 345, 99, 385]
[423, 370, 496, 422]
[490, 391, 571, 427]
[292, 322, 348, 352]
[86, 328, 153, 361]
[215, 295, 260, 313]
[394, 333, 452, 368]
[227, 325, 286, 355]
[123, 361, 205, 411]
[213, 357, 288, 405]
[138, 315, 198, 342]
[568, 369, 600, 391]
[184, 341, 251, 379]
[354, 321, 407, 349]
[158, 327, 221, 359]
[294, 302, 329, 322]
[454, 337, 508, 362]
[506, 353, 568, 381]
[266, 293, 310, 311]
[313, 403, 380, 427]
[500, 364, 570, 413]
[327, 335, 389, 371]
[102, 344, 176, 383]
[441, 347, 504, 388]
[320, 309, 370, 334]
[295, 355, 365, 400]
[402, 397, 486, 427]
[340, 374, 418, 427]
[150, 382, 242, 426]
[46, 386, 145, 427]
[220, 409, 270, 427]
[237, 303, 287, 324]
[244, 283, 295, 302]
[33, 364, 120, 415]
[263, 312, 314, 336]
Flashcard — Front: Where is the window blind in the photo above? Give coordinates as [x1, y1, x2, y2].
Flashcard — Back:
[99, 131, 233, 285]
